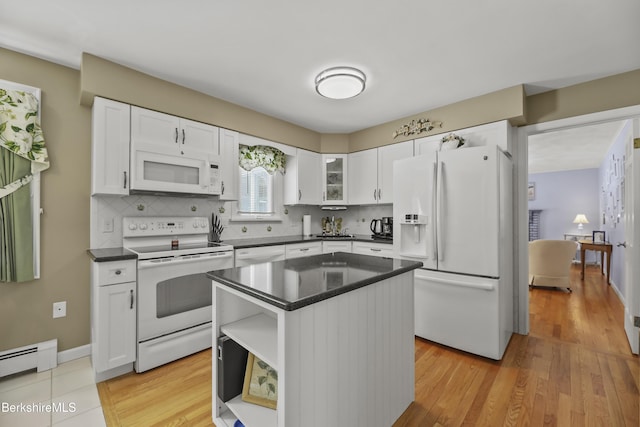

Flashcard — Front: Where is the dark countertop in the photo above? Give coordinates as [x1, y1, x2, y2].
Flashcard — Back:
[86, 247, 137, 262]
[223, 234, 392, 249]
[208, 252, 421, 311]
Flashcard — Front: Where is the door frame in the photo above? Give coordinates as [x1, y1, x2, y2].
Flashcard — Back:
[514, 104, 640, 335]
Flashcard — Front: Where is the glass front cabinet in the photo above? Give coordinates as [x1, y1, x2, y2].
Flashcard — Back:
[321, 154, 348, 205]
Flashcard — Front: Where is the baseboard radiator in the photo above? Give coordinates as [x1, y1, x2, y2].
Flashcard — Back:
[0, 339, 57, 378]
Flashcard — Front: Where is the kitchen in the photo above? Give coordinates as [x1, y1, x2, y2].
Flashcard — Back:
[1, 1, 640, 426]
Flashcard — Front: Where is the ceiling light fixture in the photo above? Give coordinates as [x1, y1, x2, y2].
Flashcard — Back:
[315, 67, 366, 99]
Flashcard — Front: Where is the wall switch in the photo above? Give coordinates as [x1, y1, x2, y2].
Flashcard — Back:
[102, 217, 114, 233]
[53, 301, 67, 318]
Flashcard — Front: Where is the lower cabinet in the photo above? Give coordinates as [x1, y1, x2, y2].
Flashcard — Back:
[351, 241, 394, 258]
[235, 245, 286, 267]
[285, 242, 322, 259]
[91, 260, 137, 381]
[322, 240, 352, 254]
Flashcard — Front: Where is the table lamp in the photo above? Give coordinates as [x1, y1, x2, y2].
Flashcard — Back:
[573, 214, 589, 230]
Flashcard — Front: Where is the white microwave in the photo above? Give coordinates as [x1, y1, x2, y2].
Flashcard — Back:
[130, 149, 221, 196]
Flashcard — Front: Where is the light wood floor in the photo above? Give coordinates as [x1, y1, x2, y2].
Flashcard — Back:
[98, 265, 639, 426]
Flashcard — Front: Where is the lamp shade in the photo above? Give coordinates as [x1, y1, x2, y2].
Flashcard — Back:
[572, 214, 589, 224]
[315, 67, 366, 99]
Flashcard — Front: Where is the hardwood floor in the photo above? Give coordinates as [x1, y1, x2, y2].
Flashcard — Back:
[98, 265, 638, 426]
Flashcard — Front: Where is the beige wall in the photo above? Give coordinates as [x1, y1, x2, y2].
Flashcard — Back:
[80, 53, 322, 152]
[0, 48, 91, 352]
[2, 46, 640, 353]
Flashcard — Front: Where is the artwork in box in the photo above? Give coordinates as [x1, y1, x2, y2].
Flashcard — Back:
[242, 353, 278, 409]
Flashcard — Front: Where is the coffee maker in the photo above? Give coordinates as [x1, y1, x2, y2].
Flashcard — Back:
[382, 217, 393, 237]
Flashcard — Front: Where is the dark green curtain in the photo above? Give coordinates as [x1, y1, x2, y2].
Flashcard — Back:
[0, 147, 33, 282]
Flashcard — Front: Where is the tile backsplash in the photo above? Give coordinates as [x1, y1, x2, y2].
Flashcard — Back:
[90, 195, 393, 248]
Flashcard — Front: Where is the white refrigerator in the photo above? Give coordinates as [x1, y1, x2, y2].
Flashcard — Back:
[393, 145, 513, 360]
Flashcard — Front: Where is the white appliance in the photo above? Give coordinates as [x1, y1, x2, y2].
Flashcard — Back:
[130, 148, 221, 196]
[123, 216, 233, 372]
[393, 145, 513, 360]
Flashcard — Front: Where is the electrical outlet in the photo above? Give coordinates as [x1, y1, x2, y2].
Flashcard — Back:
[53, 301, 67, 318]
[102, 217, 114, 233]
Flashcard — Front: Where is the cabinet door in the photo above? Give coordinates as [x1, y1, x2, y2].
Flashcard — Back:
[322, 154, 348, 205]
[286, 242, 323, 259]
[377, 141, 414, 204]
[96, 281, 136, 372]
[322, 241, 352, 253]
[352, 241, 394, 258]
[131, 106, 180, 154]
[285, 148, 321, 205]
[235, 245, 286, 267]
[91, 98, 130, 195]
[180, 118, 219, 156]
[348, 149, 378, 205]
[219, 128, 239, 201]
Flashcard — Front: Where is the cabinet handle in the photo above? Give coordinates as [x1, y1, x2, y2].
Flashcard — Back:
[378, 188, 381, 200]
[370, 248, 382, 252]
[175, 127, 179, 143]
[130, 289, 134, 309]
[373, 189, 377, 200]
[301, 248, 310, 252]
[115, 269, 122, 275]
[323, 191, 325, 201]
[298, 189, 302, 201]
[182, 129, 185, 144]
[123, 171, 127, 189]
[221, 181, 225, 195]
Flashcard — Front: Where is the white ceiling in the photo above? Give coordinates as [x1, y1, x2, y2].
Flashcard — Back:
[528, 121, 625, 174]
[1, 1, 639, 135]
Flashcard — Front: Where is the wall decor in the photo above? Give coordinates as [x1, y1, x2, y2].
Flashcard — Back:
[392, 118, 442, 139]
[242, 353, 278, 409]
[527, 182, 535, 201]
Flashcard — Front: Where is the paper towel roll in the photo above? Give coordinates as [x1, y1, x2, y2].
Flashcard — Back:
[303, 215, 311, 236]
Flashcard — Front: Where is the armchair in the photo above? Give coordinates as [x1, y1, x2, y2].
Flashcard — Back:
[528, 239, 578, 292]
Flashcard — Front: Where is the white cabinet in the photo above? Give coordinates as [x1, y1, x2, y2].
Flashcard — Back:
[285, 242, 322, 259]
[351, 241, 394, 258]
[348, 149, 378, 205]
[91, 97, 131, 195]
[284, 148, 322, 205]
[348, 141, 413, 204]
[235, 245, 286, 267]
[91, 259, 136, 381]
[219, 128, 239, 201]
[322, 240, 352, 253]
[131, 106, 219, 157]
[321, 154, 348, 205]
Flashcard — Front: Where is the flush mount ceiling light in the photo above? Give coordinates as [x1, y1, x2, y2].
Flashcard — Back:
[315, 67, 366, 99]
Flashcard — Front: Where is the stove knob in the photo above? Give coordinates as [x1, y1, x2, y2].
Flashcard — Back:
[139, 223, 148, 230]
[128, 223, 138, 231]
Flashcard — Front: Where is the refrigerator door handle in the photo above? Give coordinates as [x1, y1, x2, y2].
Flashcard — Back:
[437, 160, 444, 262]
[431, 162, 438, 260]
[416, 273, 496, 291]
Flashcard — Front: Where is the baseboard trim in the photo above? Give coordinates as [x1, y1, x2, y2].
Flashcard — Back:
[57, 344, 91, 364]
[609, 280, 625, 306]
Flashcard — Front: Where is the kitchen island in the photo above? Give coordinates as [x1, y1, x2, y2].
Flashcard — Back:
[208, 252, 422, 427]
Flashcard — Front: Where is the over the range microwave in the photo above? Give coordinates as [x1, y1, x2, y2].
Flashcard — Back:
[130, 148, 221, 196]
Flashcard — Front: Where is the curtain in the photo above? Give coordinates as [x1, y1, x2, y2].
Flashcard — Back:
[239, 144, 286, 174]
[0, 88, 49, 283]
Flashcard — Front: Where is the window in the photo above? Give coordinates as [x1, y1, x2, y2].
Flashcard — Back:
[238, 166, 273, 214]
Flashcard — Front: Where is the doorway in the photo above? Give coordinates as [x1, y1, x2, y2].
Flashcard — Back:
[515, 105, 640, 355]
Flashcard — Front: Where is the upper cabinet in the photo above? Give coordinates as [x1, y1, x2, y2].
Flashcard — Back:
[284, 149, 322, 205]
[348, 141, 413, 204]
[218, 128, 239, 201]
[322, 154, 348, 205]
[131, 107, 219, 158]
[91, 97, 131, 196]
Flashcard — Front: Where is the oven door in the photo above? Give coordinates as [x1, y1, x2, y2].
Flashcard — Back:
[137, 251, 233, 341]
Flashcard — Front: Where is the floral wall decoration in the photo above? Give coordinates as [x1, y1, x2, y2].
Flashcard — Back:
[392, 118, 442, 139]
[239, 144, 286, 174]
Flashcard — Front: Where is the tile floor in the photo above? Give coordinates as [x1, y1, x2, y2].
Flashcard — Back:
[0, 357, 106, 427]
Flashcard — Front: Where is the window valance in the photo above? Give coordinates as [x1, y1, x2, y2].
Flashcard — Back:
[0, 88, 50, 177]
[239, 144, 286, 175]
